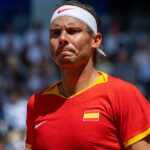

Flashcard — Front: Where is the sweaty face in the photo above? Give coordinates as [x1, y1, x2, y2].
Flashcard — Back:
[50, 16, 93, 68]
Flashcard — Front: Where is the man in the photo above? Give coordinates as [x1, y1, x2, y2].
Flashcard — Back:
[25, 1, 150, 150]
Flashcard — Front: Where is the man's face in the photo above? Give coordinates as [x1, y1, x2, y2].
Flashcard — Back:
[50, 16, 93, 68]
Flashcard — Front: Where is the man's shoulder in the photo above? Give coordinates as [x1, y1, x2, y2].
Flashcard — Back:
[27, 81, 61, 106]
[107, 74, 138, 94]
[106, 75, 146, 109]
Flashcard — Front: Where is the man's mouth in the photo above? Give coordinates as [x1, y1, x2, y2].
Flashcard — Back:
[56, 47, 75, 56]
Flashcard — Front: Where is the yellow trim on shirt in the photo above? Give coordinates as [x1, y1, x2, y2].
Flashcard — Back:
[42, 71, 108, 99]
[25, 143, 31, 149]
[42, 80, 61, 95]
[124, 128, 150, 148]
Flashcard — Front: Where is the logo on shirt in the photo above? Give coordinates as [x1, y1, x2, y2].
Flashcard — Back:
[35, 120, 47, 129]
[57, 8, 74, 14]
[83, 110, 100, 121]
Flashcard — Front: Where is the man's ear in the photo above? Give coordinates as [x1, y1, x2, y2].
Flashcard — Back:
[91, 33, 102, 50]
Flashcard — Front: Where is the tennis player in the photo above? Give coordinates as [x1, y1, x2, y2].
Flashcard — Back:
[25, 1, 150, 149]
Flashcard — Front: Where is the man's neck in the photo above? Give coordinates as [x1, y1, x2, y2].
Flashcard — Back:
[59, 64, 99, 98]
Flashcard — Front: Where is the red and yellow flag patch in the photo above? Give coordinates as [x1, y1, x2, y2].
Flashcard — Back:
[83, 110, 100, 121]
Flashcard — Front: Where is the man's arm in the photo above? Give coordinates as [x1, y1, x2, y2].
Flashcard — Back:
[128, 135, 150, 150]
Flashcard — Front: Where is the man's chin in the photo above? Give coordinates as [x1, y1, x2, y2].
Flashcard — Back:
[58, 58, 76, 68]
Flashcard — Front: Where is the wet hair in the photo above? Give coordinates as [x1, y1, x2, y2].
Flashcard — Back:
[52, 1, 103, 65]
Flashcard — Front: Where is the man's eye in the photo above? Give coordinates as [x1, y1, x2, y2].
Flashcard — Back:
[51, 30, 60, 37]
[67, 29, 77, 34]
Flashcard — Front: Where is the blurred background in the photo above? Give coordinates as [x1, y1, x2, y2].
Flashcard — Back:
[0, 0, 150, 149]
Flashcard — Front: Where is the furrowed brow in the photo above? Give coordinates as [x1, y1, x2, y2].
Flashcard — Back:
[50, 27, 61, 31]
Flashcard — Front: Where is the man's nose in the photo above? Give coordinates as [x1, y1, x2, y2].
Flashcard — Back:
[59, 31, 69, 46]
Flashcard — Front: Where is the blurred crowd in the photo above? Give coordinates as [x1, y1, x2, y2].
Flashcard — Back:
[0, 19, 150, 149]
[0, 23, 60, 149]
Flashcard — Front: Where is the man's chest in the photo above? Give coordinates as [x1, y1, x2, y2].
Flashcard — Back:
[31, 94, 123, 150]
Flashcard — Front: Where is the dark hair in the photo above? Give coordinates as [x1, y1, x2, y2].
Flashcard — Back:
[53, 1, 103, 65]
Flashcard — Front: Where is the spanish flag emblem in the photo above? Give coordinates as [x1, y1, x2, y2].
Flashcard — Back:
[83, 110, 100, 121]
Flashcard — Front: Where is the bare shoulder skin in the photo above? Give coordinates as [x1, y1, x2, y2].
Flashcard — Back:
[128, 136, 150, 150]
